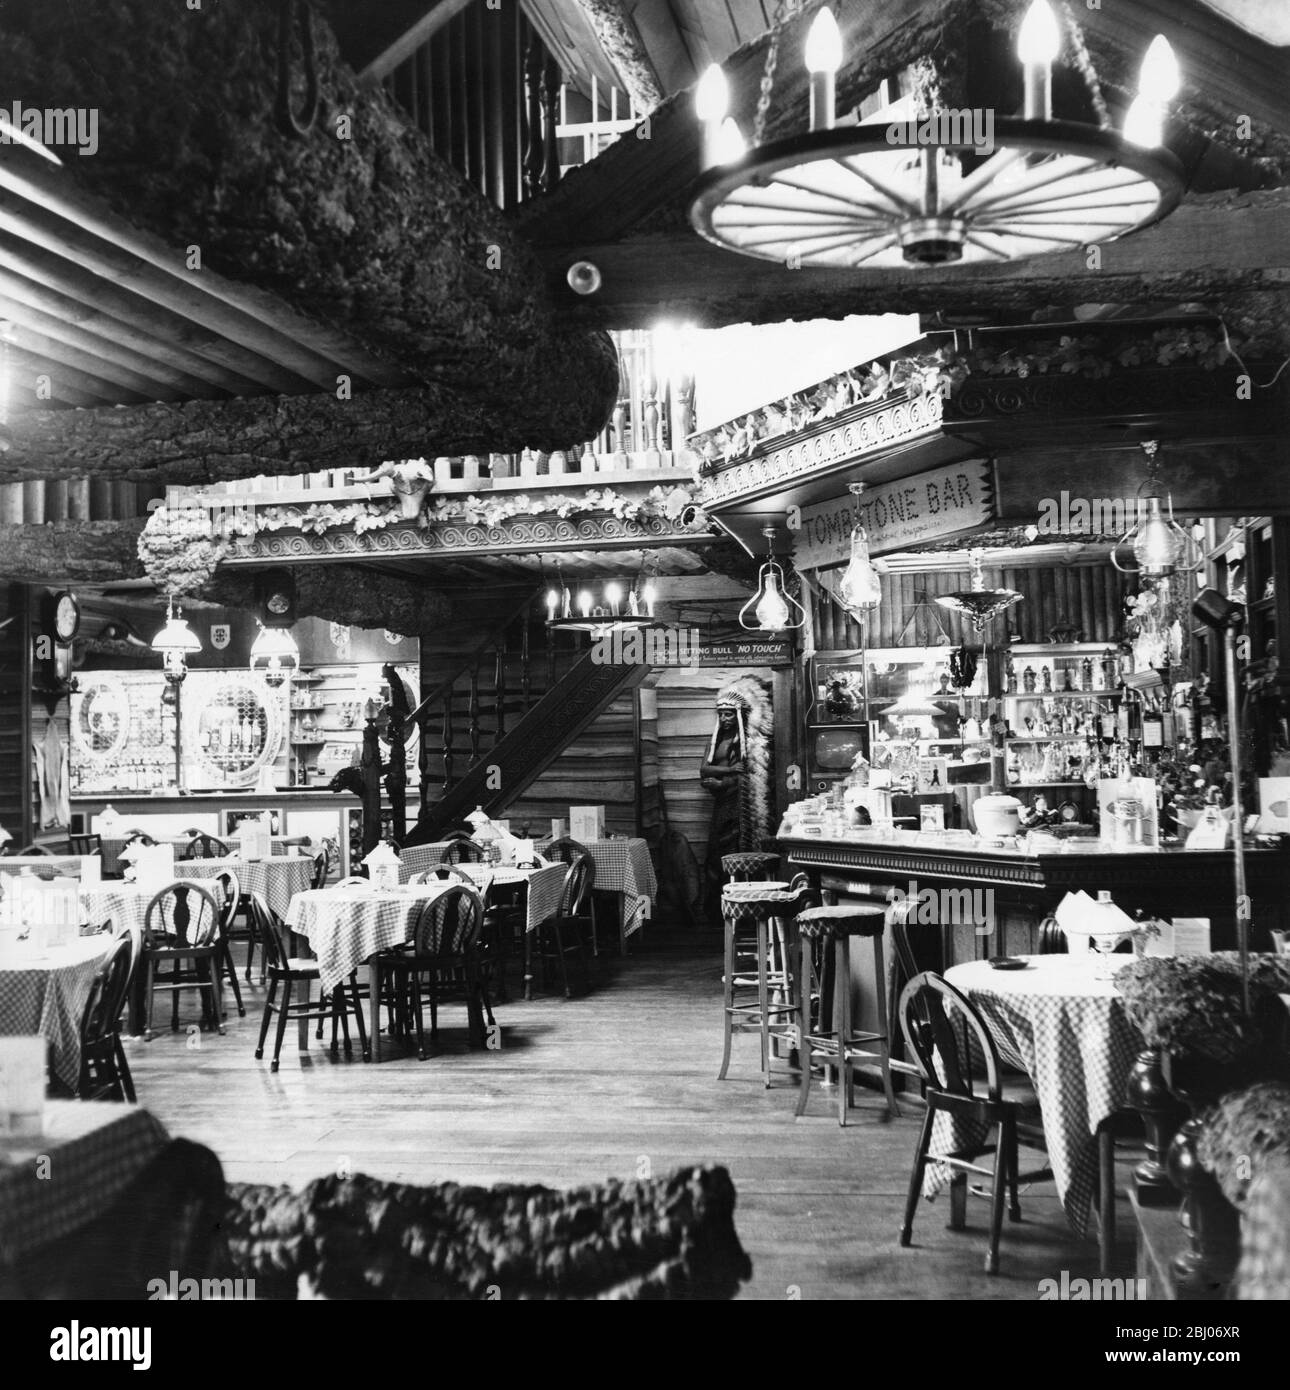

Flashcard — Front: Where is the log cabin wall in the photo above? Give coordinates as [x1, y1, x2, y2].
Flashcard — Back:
[808, 560, 1136, 651]
[0, 478, 162, 525]
[0, 584, 32, 846]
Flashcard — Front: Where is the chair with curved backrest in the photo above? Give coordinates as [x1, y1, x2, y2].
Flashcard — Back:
[210, 869, 246, 1018]
[334, 876, 369, 890]
[310, 837, 340, 890]
[533, 853, 595, 999]
[77, 930, 138, 1102]
[414, 885, 489, 1050]
[180, 832, 230, 861]
[546, 838, 603, 954]
[441, 838, 485, 865]
[67, 832, 103, 857]
[896, 971, 1051, 1275]
[141, 882, 225, 1040]
[123, 830, 157, 846]
[1036, 914, 1068, 954]
[249, 892, 368, 1072]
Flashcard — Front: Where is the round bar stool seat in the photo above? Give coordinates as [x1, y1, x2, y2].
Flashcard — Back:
[794, 904, 900, 1125]
[722, 852, 781, 882]
[719, 880, 812, 1088]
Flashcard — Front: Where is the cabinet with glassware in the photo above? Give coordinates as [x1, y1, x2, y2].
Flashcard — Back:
[287, 663, 421, 790]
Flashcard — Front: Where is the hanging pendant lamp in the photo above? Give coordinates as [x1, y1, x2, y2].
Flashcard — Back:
[740, 525, 806, 632]
[935, 550, 1023, 632]
[836, 482, 883, 616]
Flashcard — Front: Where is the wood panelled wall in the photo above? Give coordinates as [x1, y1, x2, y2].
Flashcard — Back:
[384, 2, 552, 212]
[0, 478, 161, 524]
[0, 584, 31, 846]
[504, 692, 639, 835]
[809, 561, 1136, 651]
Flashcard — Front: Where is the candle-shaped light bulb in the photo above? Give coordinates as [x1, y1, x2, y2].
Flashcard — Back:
[805, 7, 842, 132]
[546, 589, 559, 622]
[754, 571, 791, 632]
[1017, 0, 1060, 120]
[561, 585, 572, 619]
[604, 581, 623, 615]
[578, 589, 593, 618]
[696, 64, 730, 169]
[643, 581, 657, 617]
[1122, 96, 1163, 148]
[1138, 35, 1179, 103]
[628, 588, 640, 617]
[713, 117, 747, 165]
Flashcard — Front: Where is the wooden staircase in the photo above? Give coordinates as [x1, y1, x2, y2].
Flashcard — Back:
[409, 595, 648, 842]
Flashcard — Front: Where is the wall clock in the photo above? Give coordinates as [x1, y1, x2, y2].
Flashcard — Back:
[256, 568, 296, 625]
[53, 590, 81, 642]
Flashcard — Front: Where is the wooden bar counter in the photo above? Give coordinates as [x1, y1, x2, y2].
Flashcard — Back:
[778, 828, 1290, 963]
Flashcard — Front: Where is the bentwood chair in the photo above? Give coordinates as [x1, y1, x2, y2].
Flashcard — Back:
[180, 832, 230, 861]
[546, 837, 604, 954]
[77, 930, 139, 1102]
[211, 869, 246, 1017]
[897, 971, 1051, 1275]
[441, 838, 486, 865]
[141, 883, 225, 1039]
[532, 853, 595, 999]
[310, 837, 340, 890]
[249, 893, 368, 1071]
[370, 886, 490, 1060]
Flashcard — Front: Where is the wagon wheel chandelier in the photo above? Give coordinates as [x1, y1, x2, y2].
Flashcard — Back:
[689, 0, 1184, 270]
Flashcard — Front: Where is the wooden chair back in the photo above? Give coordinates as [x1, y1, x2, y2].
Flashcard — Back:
[413, 885, 483, 959]
[898, 972, 1005, 1104]
[80, 931, 136, 1055]
[213, 870, 241, 939]
[143, 882, 221, 949]
[181, 832, 230, 860]
[547, 837, 592, 865]
[246, 893, 292, 973]
[68, 833, 103, 856]
[558, 853, 596, 918]
[441, 838, 485, 864]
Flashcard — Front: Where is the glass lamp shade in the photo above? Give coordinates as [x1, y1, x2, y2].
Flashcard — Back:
[740, 558, 804, 632]
[151, 612, 201, 656]
[1131, 497, 1187, 575]
[836, 526, 882, 613]
[250, 623, 300, 687]
[935, 589, 1024, 632]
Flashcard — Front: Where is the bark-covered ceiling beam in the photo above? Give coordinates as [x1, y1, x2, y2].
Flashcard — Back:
[0, 0, 618, 480]
[0, 519, 146, 586]
[573, 0, 665, 112]
[205, 565, 455, 637]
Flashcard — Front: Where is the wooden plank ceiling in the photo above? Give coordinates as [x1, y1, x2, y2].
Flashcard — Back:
[0, 148, 415, 413]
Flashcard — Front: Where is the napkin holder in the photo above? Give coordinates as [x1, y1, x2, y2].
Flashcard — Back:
[0, 1036, 45, 1137]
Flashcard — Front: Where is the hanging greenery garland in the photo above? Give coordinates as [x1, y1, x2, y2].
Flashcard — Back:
[136, 504, 229, 597]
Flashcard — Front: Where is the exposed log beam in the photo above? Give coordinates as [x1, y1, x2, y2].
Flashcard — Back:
[0, 519, 145, 586]
[207, 565, 453, 637]
[0, 363, 619, 484]
[535, 190, 1290, 330]
[572, 0, 665, 111]
[0, 0, 618, 454]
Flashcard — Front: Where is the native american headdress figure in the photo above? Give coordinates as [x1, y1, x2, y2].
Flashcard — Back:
[708, 674, 774, 851]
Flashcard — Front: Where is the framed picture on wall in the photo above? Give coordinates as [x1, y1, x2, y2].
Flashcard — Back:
[223, 808, 283, 838]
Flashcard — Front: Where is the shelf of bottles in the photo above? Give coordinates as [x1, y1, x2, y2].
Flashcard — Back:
[70, 673, 179, 795]
[288, 665, 421, 789]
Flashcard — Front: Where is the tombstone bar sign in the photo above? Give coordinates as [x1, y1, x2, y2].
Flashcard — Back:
[793, 460, 993, 569]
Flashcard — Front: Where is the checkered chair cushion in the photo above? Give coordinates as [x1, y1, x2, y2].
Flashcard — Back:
[794, 904, 886, 941]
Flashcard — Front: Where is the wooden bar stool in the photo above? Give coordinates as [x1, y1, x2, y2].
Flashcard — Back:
[794, 904, 900, 1125]
[718, 879, 812, 1088]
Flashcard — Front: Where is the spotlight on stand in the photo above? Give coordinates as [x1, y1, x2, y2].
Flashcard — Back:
[1192, 586, 1251, 1016]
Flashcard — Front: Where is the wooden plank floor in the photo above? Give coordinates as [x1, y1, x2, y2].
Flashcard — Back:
[125, 925, 1138, 1300]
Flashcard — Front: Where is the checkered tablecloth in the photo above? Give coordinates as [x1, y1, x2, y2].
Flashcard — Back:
[0, 857, 87, 879]
[79, 880, 224, 939]
[0, 1101, 169, 1263]
[928, 957, 1144, 1236]
[0, 937, 113, 1090]
[398, 843, 463, 880]
[539, 838, 658, 939]
[287, 882, 461, 993]
[99, 836, 303, 876]
[174, 856, 313, 920]
[454, 862, 567, 931]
